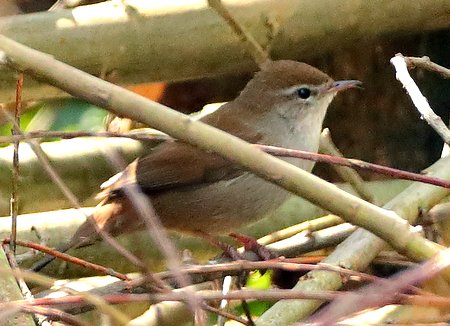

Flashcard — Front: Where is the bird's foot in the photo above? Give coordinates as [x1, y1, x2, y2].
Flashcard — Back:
[194, 230, 279, 262]
[193, 230, 244, 260]
[229, 232, 279, 261]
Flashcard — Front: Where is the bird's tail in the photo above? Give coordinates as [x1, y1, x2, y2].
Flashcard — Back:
[30, 196, 136, 272]
[30, 199, 108, 272]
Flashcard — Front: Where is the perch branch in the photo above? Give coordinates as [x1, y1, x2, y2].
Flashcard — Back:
[0, 35, 447, 276]
[257, 151, 450, 325]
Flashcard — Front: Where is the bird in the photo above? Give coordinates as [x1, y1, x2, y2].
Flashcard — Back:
[31, 60, 360, 271]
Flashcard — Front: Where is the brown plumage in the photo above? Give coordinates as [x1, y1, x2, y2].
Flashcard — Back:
[32, 60, 358, 271]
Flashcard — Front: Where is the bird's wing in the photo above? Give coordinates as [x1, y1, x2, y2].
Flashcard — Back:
[99, 109, 262, 196]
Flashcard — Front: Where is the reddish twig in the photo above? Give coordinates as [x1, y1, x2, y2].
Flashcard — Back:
[310, 248, 450, 324]
[113, 259, 388, 293]
[0, 130, 171, 144]
[257, 144, 450, 189]
[21, 289, 343, 307]
[1, 130, 448, 189]
[13, 289, 450, 309]
[102, 151, 203, 323]
[320, 128, 378, 203]
[10, 73, 23, 253]
[2, 238, 129, 281]
[27, 258, 434, 318]
[21, 305, 87, 326]
[203, 303, 250, 325]
[3, 110, 149, 273]
[157, 259, 428, 297]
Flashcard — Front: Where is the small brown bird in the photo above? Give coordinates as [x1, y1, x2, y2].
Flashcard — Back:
[32, 60, 360, 271]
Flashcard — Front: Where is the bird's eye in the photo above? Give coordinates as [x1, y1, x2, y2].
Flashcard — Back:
[296, 87, 311, 99]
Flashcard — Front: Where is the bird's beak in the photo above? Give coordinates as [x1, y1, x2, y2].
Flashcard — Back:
[324, 80, 363, 94]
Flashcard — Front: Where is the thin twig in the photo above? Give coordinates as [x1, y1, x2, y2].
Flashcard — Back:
[0, 129, 170, 144]
[203, 303, 250, 325]
[3, 238, 129, 281]
[157, 260, 382, 287]
[404, 56, 450, 79]
[14, 289, 450, 309]
[35, 258, 376, 306]
[238, 290, 255, 326]
[10, 73, 23, 253]
[0, 265, 132, 325]
[15, 227, 47, 264]
[18, 289, 344, 306]
[391, 54, 450, 145]
[3, 244, 33, 299]
[27, 140, 147, 270]
[103, 150, 204, 324]
[236, 272, 255, 326]
[257, 144, 450, 189]
[21, 305, 88, 326]
[320, 128, 378, 204]
[243, 224, 351, 259]
[207, 0, 269, 67]
[2, 129, 448, 189]
[3, 112, 148, 272]
[256, 214, 343, 246]
[310, 247, 450, 324]
[3, 244, 51, 325]
[34, 258, 431, 317]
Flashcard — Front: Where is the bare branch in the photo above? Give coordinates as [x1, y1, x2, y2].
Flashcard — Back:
[391, 54, 450, 145]
[207, 0, 269, 67]
[404, 56, 450, 79]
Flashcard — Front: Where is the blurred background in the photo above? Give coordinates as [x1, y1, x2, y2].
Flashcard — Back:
[2, 0, 449, 182]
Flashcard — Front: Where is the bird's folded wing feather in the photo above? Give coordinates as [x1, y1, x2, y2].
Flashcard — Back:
[99, 109, 262, 196]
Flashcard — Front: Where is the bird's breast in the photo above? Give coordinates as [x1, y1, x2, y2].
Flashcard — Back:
[151, 172, 289, 233]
